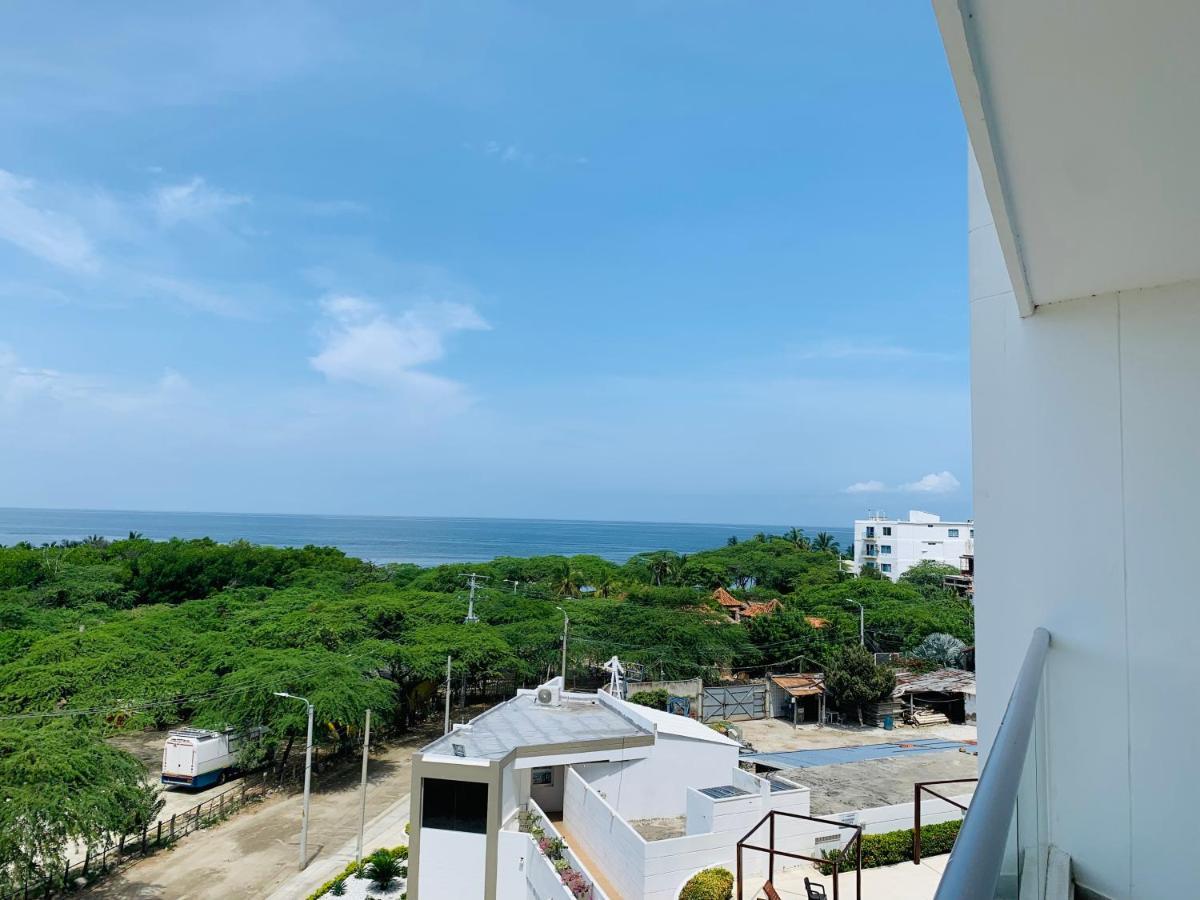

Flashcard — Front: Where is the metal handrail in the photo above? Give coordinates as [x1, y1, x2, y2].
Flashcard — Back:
[934, 627, 1050, 900]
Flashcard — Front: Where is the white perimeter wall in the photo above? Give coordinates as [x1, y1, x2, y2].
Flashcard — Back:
[576, 733, 738, 820]
[417, 829, 486, 899]
[970, 142, 1200, 899]
[566, 762, 967, 900]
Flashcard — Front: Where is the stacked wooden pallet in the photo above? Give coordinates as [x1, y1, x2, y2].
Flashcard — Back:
[908, 707, 950, 726]
[863, 700, 904, 726]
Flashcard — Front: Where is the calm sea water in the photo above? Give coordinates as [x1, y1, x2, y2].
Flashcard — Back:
[0, 508, 854, 567]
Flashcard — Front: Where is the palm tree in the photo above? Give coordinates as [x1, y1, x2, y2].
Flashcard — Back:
[595, 571, 621, 599]
[127, 531, 145, 541]
[83, 534, 110, 548]
[552, 562, 581, 598]
[648, 554, 673, 587]
[783, 528, 809, 550]
[812, 532, 839, 555]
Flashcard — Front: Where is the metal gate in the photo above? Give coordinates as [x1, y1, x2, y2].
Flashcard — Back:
[701, 683, 766, 722]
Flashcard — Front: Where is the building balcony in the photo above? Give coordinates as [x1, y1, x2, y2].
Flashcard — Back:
[931, 628, 1068, 900]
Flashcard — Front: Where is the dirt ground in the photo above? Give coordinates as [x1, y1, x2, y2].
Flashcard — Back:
[86, 724, 443, 900]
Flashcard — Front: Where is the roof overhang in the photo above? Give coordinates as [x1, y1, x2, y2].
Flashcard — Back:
[934, 0, 1200, 315]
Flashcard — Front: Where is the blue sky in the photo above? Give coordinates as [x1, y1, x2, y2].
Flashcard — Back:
[0, 1, 971, 526]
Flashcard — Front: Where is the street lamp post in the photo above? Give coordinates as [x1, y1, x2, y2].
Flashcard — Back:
[555, 606, 569, 686]
[846, 600, 865, 647]
[274, 691, 314, 871]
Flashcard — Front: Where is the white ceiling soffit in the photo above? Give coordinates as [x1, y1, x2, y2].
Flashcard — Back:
[934, 0, 1200, 314]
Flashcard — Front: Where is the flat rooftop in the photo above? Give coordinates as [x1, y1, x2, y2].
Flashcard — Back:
[420, 689, 650, 761]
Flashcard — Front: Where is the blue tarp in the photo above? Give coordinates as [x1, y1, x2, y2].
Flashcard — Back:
[743, 738, 973, 769]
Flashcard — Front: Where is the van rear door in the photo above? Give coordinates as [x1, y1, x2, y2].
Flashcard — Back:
[162, 738, 195, 781]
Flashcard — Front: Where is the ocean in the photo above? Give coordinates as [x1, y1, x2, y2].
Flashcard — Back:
[0, 507, 854, 567]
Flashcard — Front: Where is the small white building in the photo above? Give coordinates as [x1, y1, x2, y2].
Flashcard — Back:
[407, 677, 817, 900]
[851, 510, 974, 581]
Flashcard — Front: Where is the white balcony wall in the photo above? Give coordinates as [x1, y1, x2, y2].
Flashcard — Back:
[496, 829, 532, 900]
[970, 142, 1200, 899]
[574, 733, 736, 820]
[562, 768, 646, 900]
[417, 828, 487, 899]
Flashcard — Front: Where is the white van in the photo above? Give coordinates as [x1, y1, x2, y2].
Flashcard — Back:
[161, 727, 243, 788]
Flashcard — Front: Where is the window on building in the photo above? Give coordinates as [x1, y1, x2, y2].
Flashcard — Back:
[881, 545, 892, 554]
[864, 561, 876, 569]
[531, 767, 554, 786]
[865, 526, 875, 538]
[882, 526, 892, 536]
[422, 777, 488, 833]
[948, 528, 960, 538]
[866, 544, 877, 555]
[970, 528, 975, 538]
[881, 564, 892, 573]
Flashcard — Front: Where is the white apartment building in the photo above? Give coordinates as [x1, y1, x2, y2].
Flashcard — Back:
[851, 510, 974, 581]
[929, 2, 1200, 898]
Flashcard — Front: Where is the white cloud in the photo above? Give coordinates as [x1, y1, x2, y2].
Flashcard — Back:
[152, 177, 249, 226]
[309, 296, 489, 398]
[0, 167, 271, 317]
[845, 480, 887, 494]
[0, 344, 191, 414]
[901, 471, 961, 494]
[845, 471, 962, 494]
[484, 141, 533, 166]
[0, 169, 98, 272]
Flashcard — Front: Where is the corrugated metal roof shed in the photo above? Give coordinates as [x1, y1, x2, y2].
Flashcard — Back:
[769, 673, 826, 697]
[892, 668, 976, 698]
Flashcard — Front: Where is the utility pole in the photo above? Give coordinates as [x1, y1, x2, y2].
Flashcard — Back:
[274, 692, 314, 871]
[505, 578, 520, 594]
[846, 599, 865, 648]
[443, 655, 452, 734]
[555, 606, 569, 687]
[355, 709, 371, 871]
[460, 573, 489, 623]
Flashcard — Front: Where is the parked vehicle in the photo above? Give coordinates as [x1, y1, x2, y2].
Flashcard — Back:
[161, 727, 249, 788]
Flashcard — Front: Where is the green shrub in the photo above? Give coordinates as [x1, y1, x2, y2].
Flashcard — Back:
[305, 844, 408, 898]
[629, 689, 670, 710]
[366, 849, 403, 889]
[817, 818, 962, 875]
[329, 880, 346, 896]
[679, 866, 733, 900]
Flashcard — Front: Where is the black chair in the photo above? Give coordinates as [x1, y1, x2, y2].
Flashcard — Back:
[804, 877, 828, 900]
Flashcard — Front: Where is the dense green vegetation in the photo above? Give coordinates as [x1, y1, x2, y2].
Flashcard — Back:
[0, 531, 972, 890]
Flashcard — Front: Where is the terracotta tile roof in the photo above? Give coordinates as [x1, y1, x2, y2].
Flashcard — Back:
[742, 598, 783, 618]
[713, 587, 743, 609]
[804, 615, 829, 629]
